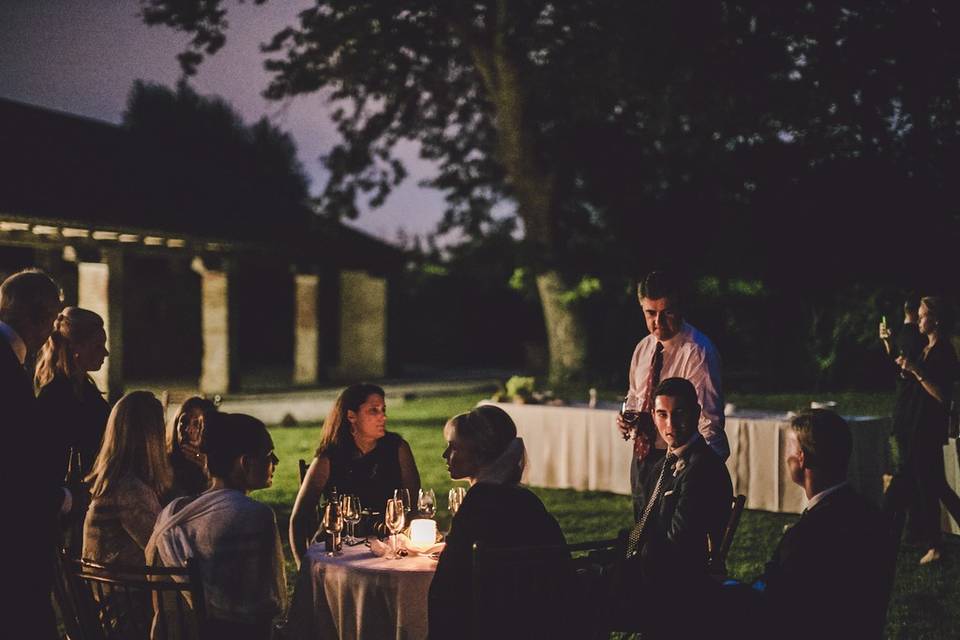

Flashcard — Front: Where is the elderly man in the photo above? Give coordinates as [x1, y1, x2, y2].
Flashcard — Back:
[1, 269, 65, 638]
[619, 270, 728, 520]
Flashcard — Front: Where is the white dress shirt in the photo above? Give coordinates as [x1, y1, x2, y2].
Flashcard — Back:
[629, 321, 729, 460]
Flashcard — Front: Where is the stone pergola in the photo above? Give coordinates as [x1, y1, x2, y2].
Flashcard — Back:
[0, 98, 404, 400]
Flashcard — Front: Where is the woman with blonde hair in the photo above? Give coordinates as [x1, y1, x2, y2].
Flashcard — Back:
[35, 306, 110, 482]
[83, 390, 172, 566]
[289, 383, 420, 567]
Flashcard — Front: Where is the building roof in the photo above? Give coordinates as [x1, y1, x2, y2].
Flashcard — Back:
[0, 97, 404, 274]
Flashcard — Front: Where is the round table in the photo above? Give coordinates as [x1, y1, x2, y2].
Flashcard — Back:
[283, 541, 437, 640]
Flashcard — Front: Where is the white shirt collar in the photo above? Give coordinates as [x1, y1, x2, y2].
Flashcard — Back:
[659, 321, 691, 349]
[0, 321, 27, 365]
[668, 433, 701, 460]
[806, 481, 848, 511]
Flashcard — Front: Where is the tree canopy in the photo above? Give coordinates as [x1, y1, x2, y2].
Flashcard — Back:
[141, 0, 960, 381]
[123, 79, 311, 241]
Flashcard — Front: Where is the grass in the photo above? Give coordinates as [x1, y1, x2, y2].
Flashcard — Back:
[258, 390, 959, 638]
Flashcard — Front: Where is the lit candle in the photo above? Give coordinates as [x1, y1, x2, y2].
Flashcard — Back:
[410, 518, 437, 548]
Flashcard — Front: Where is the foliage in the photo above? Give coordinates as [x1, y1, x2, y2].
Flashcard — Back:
[504, 375, 537, 400]
[121, 79, 311, 240]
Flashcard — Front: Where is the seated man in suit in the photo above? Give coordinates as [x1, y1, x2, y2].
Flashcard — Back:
[622, 377, 733, 635]
[744, 409, 888, 639]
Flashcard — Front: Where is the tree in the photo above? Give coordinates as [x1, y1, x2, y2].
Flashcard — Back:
[141, 1, 960, 383]
[123, 80, 311, 241]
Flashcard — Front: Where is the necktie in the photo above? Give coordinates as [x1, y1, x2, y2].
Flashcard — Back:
[633, 342, 664, 460]
[626, 451, 678, 557]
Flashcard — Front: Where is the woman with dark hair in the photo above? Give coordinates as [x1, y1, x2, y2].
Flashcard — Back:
[35, 306, 110, 482]
[82, 391, 171, 566]
[148, 413, 285, 640]
[289, 383, 420, 567]
[164, 396, 217, 502]
[894, 296, 960, 564]
[428, 404, 571, 640]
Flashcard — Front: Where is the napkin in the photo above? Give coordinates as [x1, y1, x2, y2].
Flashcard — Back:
[368, 535, 445, 557]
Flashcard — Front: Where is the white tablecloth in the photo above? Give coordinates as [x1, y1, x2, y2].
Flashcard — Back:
[483, 402, 889, 515]
[284, 543, 436, 640]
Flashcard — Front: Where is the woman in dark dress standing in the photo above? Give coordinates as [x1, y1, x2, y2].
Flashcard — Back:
[896, 296, 960, 564]
[35, 307, 110, 484]
[289, 383, 421, 568]
[428, 404, 574, 640]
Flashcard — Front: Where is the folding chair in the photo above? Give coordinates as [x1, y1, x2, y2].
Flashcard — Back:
[58, 555, 206, 640]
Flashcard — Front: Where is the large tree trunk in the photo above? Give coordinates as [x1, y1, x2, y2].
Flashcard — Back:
[464, 3, 589, 384]
[536, 271, 588, 385]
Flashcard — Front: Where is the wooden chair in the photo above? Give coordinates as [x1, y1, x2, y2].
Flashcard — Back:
[298, 458, 309, 486]
[58, 555, 206, 640]
[709, 494, 747, 577]
[471, 537, 621, 640]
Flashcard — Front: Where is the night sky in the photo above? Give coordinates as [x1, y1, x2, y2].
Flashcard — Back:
[0, 0, 449, 244]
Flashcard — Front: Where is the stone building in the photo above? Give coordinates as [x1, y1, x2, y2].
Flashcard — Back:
[0, 97, 404, 400]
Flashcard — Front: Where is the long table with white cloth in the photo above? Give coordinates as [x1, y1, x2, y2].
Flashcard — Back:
[482, 401, 960, 533]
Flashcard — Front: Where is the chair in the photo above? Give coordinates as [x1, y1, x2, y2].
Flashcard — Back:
[709, 494, 747, 577]
[471, 537, 620, 640]
[298, 458, 309, 486]
[57, 554, 206, 640]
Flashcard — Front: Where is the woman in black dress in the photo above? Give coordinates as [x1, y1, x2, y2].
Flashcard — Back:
[289, 383, 420, 567]
[35, 307, 110, 484]
[895, 296, 960, 564]
[428, 404, 573, 640]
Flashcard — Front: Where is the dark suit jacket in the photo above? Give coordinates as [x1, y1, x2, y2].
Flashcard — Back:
[3, 339, 66, 597]
[639, 436, 733, 581]
[759, 485, 887, 639]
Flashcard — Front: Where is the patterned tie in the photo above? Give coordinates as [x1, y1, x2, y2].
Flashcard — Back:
[626, 451, 678, 558]
[633, 342, 664, 460]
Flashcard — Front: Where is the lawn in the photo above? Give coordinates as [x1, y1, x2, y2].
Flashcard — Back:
[258, 391, 959, 638]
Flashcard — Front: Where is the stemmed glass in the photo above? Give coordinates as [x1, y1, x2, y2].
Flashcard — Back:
[620, 391, 642, 441]
[385, 497, 406, 559]
[340, 494, 361, 544]
[448, 486, 466, 517]
[418, 488, 436, 518]
[398, 488, 413, 522]
[321, 500, 344, 556]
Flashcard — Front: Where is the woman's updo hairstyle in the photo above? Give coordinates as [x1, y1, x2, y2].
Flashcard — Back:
[34, 306, 105, 393]
[447, 404, 524, 484]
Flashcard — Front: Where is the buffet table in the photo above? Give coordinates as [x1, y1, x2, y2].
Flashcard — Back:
[482, 402, 890, 514]
[284, 542, 436, 640]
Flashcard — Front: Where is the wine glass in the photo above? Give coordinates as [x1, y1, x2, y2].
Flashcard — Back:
[398, 488, 413, 520]
[620, 391, 642, 441]
[385, 498, 406, 559]
[321, 501, 344, 556]
[448, 486, 466, 517]
[340, 494, 361, 544]
[418, 488, 436, 518]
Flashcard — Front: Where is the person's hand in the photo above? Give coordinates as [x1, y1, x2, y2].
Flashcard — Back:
[616, 412, 632, 440]
[879, 321, 892, 341]
[896, 356, 921, 379]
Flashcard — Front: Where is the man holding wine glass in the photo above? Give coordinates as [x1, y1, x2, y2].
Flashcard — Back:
[618, 270, 728, 520]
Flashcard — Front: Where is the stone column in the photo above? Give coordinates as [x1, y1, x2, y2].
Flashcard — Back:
[293, 273, 320, 386]
[193, 257, 238, 394]
[337, 270, 387, 379]
[77, 249, 124, 402]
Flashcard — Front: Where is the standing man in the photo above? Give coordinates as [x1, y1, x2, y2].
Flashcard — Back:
[1, 269, 66, 638]
[618, 270, 728, 520]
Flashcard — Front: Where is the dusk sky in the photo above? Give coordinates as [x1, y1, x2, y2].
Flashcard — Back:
[0, 0, 456, 245]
